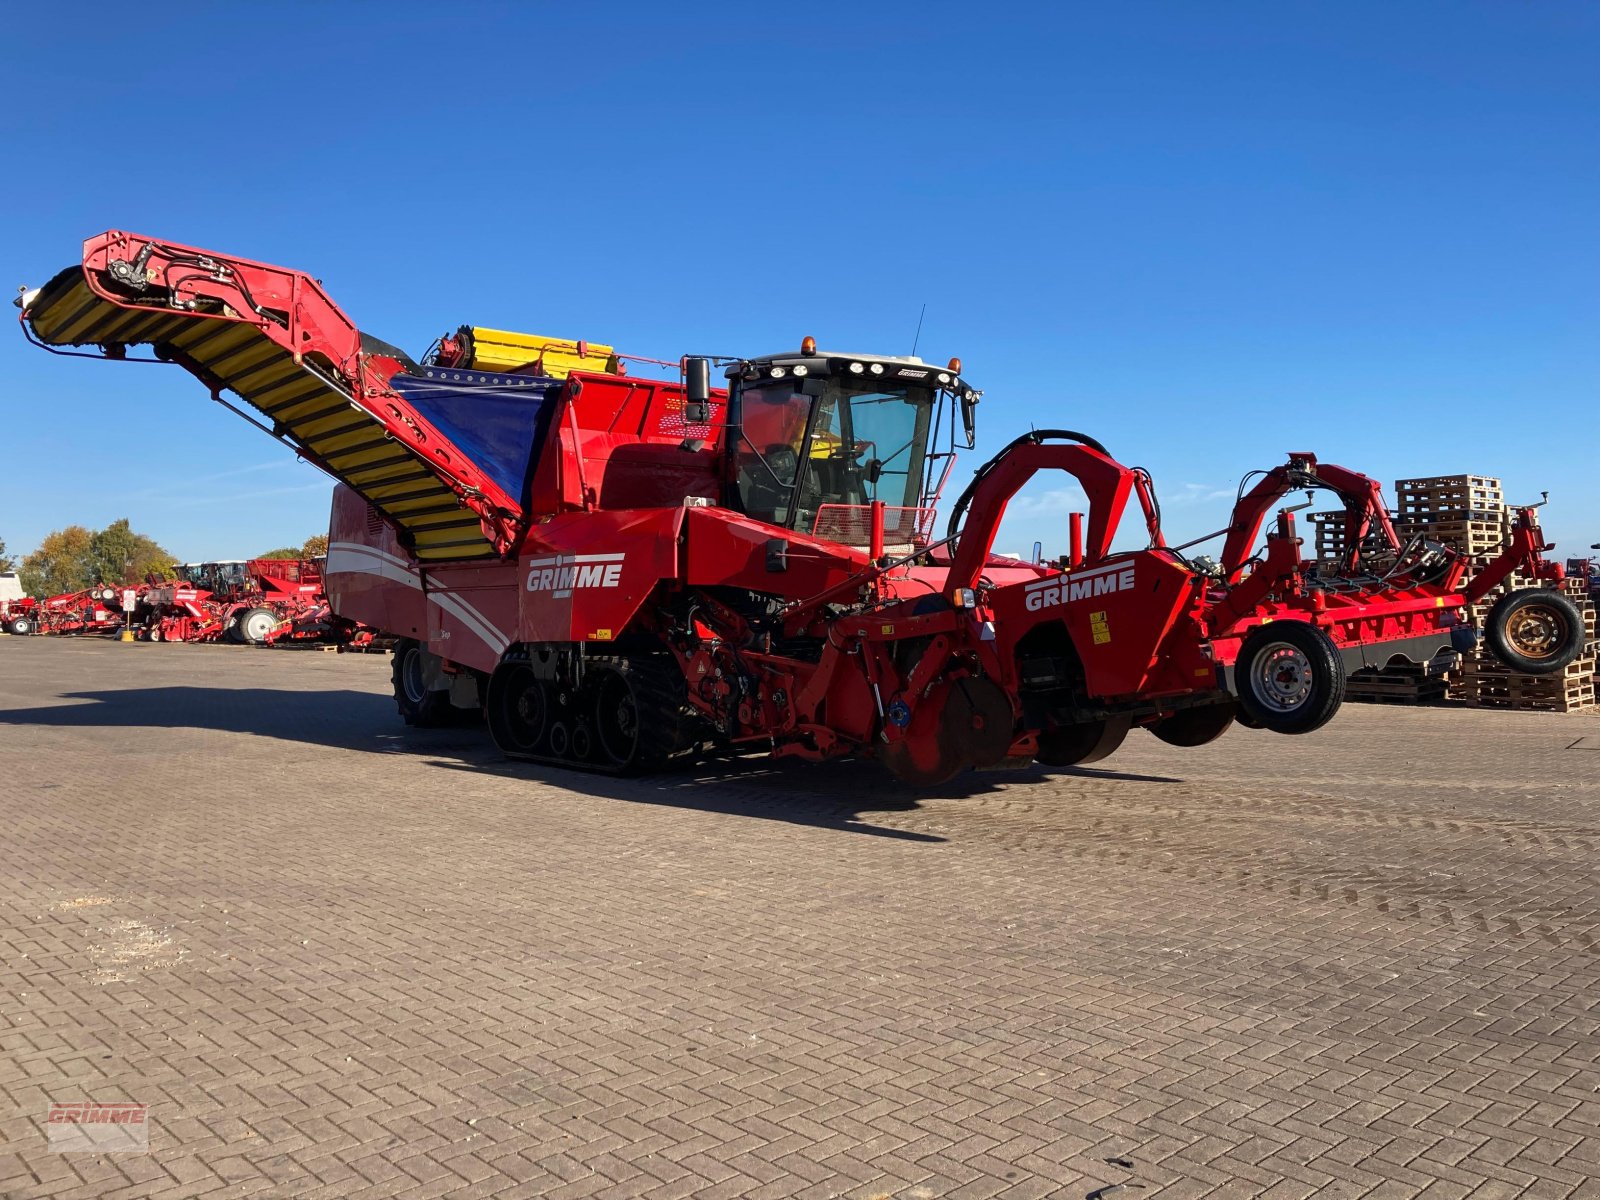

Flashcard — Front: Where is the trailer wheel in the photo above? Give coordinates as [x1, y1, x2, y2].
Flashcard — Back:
[588, 657, 682, 774]
[1036, 716, 1130, 766]
[1236, 622, 1344, 734]
[486, 660, 551, 756]
[1484, 588, 1586, 674]
[393, 638, 452, 726]
[5, 616, 33, 636]
[234, 606, 278, 645]
[1150, 702, 1235, 747]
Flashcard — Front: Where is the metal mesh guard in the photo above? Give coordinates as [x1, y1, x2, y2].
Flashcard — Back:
[811, 504, 936, 549]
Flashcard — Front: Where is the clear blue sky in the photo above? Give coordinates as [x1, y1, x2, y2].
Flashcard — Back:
[3, 3, 1596, 563]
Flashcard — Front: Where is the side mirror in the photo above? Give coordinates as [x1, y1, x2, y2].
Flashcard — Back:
[684, 357, 711, 423]
[960, 394, 977, 448]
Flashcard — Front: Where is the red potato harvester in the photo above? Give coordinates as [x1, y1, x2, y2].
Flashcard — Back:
[17, 232, 1584, 782]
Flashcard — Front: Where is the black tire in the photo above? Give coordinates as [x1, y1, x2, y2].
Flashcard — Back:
[587, 655, 683, 774]
[1235, 621, 1344, 735]
[1150, 702, 1235, 747]
[1484, 588, 1587, 674]
[5, 616, 33, 636]
[486, 660, 551, 756]
[1036, 716, 1130, 766]
[223, 612, 245, 644]
[392, 638, 453, 727]
[234, 606, 278, 646]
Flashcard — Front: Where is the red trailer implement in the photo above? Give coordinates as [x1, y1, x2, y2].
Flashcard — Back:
[140, 558, 362, 645]
[18, 233, 1584, 782]
[4, 586, 129, 637]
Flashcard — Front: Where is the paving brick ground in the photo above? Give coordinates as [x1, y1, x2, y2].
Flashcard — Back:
[0, 636, 1597, 1199]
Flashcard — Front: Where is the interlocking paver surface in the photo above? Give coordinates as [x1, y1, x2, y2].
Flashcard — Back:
[0, 636, 1597, 1199]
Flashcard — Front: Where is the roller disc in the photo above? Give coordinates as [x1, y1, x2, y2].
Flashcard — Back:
[1149, 702, 1235, 747]
[941, 677, 1015, 768]
[1036, 716, 1131, 766]
[879, 686, 966, 786]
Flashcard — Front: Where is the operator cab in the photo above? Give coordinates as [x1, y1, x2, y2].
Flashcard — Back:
[715, 342, 980, 550]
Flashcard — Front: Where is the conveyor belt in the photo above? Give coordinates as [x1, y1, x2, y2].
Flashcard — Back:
[25, 264, 506, 562]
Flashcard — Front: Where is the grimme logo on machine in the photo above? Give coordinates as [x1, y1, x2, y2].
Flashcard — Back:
[1024, 563, 1136, 612]
[525, 553, 626, 600]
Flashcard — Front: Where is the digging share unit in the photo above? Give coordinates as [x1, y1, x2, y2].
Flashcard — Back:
[17, 232, 1587, 782]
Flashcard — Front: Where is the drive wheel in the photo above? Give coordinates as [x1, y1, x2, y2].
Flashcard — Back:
[1036, 716, 1131, 765]
[1236, 621, 1344, 734]
[392, 638, 453, 726]
[486, 660, 550, 756]
[5, 616, 34, 636]
[1150, 702, 1236, 747]
[1485, 588, 1586, 674]
[234, 606, 278, 645]
[588, 656, 682, 774]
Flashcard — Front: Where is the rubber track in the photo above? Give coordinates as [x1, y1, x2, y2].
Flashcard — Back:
[492, 646, 692, 776]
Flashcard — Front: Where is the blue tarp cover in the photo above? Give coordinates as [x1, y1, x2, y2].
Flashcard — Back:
[388, 367, 560, 503]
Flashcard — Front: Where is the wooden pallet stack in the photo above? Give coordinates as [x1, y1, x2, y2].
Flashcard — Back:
[1345, 650, 1456, 705]
[1387, 474, 1600, 713]
[1307, 510, 1395, 568]
[1392, 474, 1510, 558]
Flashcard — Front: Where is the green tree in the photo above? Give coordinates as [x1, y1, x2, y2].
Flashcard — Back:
[0, 537, 15, 573]
[20, 525, 94, 595]
[87, 519, 175, 586]
[258, 535, 328, 561]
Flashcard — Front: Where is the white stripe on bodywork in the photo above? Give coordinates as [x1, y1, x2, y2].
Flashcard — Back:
[326, 541, 511, 656]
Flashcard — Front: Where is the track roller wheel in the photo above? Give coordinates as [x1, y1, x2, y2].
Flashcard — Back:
[1235, 621, 1344, 734]
[1149, 702, 1236, 747]
[392, 638, 453, 727]
[588, 656, 682, 774]
[1036, 716, 1131, 766]
[548, 721, 571, 759]
[1484, 588, 1586, 674]
[486, 659, 551, 756]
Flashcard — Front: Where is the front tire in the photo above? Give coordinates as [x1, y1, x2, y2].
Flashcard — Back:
[392, 638, 453, 727]
[5, 616, 34, 636]
[1235, 621, 1344, 734]
[1484, 588, 1586, 674]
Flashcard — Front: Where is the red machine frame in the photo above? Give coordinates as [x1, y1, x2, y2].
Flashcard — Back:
[19, 232, 1584, 783]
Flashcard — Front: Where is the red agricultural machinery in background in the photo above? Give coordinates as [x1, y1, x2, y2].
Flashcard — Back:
[17, 231, 1587, 783]
[137, 557, 368, 645]
[2, 584, 130, 637]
